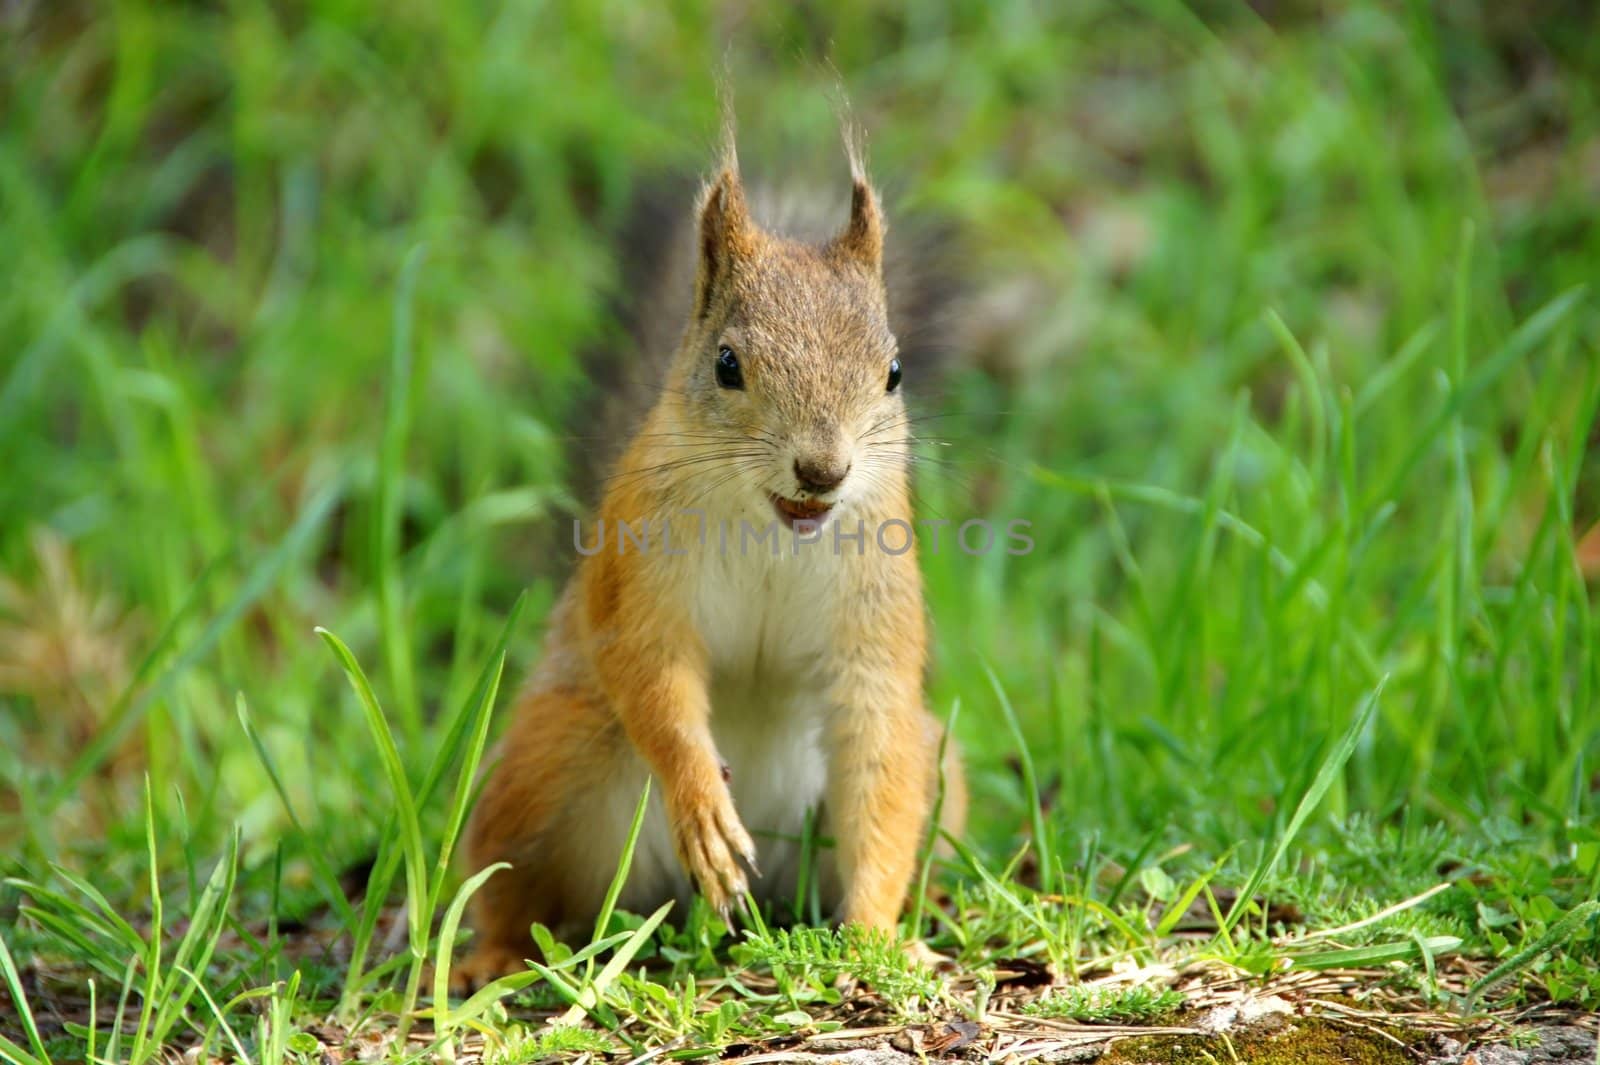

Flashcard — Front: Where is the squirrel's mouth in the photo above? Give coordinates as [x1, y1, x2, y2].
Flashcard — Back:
[769, 493, 833, 530]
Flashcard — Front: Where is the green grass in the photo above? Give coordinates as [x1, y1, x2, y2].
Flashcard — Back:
[4, 1, 1600, 1061]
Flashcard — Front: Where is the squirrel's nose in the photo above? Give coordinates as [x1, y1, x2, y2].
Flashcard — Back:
[794, 457, 849, 496]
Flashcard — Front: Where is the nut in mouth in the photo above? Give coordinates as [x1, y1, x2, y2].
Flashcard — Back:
[770, 493, 833, 530]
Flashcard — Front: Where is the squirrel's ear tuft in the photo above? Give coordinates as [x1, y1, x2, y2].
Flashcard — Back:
[694, 165, 753, 320]
[834, 128, 884, 273]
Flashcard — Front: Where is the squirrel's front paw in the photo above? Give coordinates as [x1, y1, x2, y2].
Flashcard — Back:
[670, 786, 759, 917]
[447, 943, 527, 996]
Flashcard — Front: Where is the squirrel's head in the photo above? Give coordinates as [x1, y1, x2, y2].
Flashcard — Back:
[669, 133, 907, 530]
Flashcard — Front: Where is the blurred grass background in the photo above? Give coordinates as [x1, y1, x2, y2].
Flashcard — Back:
[2, 0, 1599, 1015]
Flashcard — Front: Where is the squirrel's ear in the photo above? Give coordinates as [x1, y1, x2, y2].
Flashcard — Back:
[834, 133, 884, 274]
[694, 166, 753, 320]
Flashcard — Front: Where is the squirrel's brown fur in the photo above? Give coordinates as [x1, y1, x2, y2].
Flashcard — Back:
[454, 126, 965, 989]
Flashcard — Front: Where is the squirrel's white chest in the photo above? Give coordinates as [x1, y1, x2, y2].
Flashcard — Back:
[688, 538, 839, 897]
[689, 532, 840, 683]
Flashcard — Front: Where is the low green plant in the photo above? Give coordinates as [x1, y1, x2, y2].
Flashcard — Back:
[732, 922, 944, 1016]
[1021, 984, 1185, 1023]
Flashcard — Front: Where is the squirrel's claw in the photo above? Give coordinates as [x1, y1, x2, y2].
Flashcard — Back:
[672, 785, 755, 918]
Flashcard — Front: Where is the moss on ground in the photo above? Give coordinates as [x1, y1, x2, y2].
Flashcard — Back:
[1102, 1018, 1418, 1065]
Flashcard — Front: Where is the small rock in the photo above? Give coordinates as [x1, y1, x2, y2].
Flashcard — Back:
[1039, 1045, 1105, 1063]
[1454, 1026, 1599, 1065]
[1468, 1047, 1529, 1065]
[1525, 1027, 1600, 1063]
[1196, 994, 1293, 1034]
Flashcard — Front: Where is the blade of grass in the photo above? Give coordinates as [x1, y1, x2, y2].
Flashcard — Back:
[1466, 901, 1600, 1006]
[593, 778, 653, 945]
[128, 780, 163, 1065]
[341, 590, 528, 1004]
[22, 869, 141, 953]
[909, 697, 961, 940]
[315, 626, 429, 1039]
[1154, 851, 1231, 938]
[317, 626, 428, 955]
[1363, 284, 1584, 513]
[984, 665, 1053, 894]
[236, 694, 356, 926]
[417, 590, 528, 811]
[174, 966, 253, 1065]
[0, 1033, 48, 1065]
[374, 244, 428, 747]
[1285, 883, 1453, 944]
[432, 861, 509, 1046]
[942, 834, 1062, 968]
[150, 830, 239, 1049]
[106, 954, 136, 1065]
[1285, 935, 1462, 971]
[1222, 677, 1387, 933]
[555, 900, 674, 1029]
[427, 646, 507, 905]
[0, 929, 49, 1065]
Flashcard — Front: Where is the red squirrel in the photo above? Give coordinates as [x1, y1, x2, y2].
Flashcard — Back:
[455, 125, 965, 988]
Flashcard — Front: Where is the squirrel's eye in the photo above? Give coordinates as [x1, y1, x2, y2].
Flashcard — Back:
[886, 357, 902, 393]
[715, 345, 744, 390]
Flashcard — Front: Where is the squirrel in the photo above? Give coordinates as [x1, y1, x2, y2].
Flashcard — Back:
[453, 122, 967, 989]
